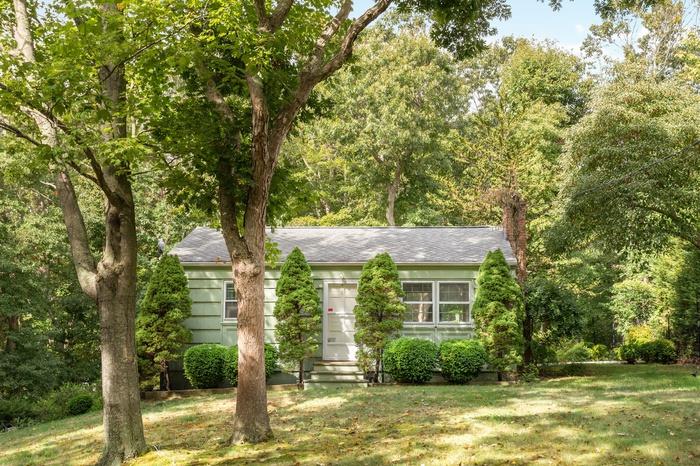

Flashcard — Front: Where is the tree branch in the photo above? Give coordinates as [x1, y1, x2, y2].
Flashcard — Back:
[55, 171, 98, 300]
[269, 0, 295, 32]
[0, 119, 43, 146]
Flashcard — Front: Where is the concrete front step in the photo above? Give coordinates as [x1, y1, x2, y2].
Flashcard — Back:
[305, 361, 367, 389]
[304, 380, 368, 390]
[312, 361, 363, 374]
[309, 372, 366, 382]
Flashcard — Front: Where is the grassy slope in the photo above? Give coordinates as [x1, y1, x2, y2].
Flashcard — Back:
[1, 365, 699, 465]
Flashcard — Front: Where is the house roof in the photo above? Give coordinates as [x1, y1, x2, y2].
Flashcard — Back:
[171, 226, 516, 265]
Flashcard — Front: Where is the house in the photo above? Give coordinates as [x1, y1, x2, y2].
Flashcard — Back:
[170, 226, 515, 387]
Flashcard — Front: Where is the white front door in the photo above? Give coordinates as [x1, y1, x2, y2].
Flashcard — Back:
[323, 282, 358, 361]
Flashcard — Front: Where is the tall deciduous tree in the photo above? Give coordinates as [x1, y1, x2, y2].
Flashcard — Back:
[137, 254, 192, 391]
[273, 247, 321, 387]
[0, 1, 151, 462]
[558, 76, 700, 253]
[472, 249, 524, 380]
[354, 252, 405, 383]
[138, 0, 510, 443]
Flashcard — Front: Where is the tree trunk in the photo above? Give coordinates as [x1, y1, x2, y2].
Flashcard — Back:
[230, 255, 272, 443]
[298, 359, 304, 388]
[385, 165, 401, 226]
[95, 193, 147, 466]
[4, 316, 19, 351]
[501, 189, 531, 366]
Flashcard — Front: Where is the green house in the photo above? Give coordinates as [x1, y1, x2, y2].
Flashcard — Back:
[171, 226, 515, 386]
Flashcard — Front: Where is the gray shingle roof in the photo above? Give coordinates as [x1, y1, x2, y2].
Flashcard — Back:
[170, 226, 516, 265]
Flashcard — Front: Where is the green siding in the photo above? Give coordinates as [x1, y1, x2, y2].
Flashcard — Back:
[183, 264, 481, 347]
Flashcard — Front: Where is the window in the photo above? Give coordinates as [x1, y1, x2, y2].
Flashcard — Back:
[438, 282, 470, 323]
[402, 282, 433, 323]
[223, 282, 238, 320]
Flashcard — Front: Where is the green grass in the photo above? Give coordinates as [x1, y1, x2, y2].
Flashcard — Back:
[2, 364, 699, 465]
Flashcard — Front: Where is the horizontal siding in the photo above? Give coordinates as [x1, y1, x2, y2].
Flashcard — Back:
[184, 264, 482, 347]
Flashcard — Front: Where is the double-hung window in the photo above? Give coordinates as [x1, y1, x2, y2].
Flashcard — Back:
[223, 282, 238, 320]
[402, 282, 433, 323]
[438, 282, 470, 323]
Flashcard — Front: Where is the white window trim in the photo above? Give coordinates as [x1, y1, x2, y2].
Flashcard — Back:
[222, 280, 237, 322]
[437, 280, 473, 326]
[401, 281, 435, 326]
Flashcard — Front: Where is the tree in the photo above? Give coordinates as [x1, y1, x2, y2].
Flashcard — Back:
[273, 247, 321, 387]
[524, 275, 581, 363]
[354, 253, 406, 383]
[609, 278, 659, 336]
[671, 247, 700, 357]
[472, 249, 524, 380]
[136, 0, 510, 443]
[1, 2, 151, 462]
[281, 18, 465, 226]
[558, 76, 700, 253]
[136, 255, 192, 391]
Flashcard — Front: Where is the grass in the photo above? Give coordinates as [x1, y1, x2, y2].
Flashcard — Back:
[1, 364, 699, 465]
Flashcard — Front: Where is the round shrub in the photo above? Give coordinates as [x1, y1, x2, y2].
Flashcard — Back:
[67, 394, 93, 416]
[183, 344, 227, 388]
[639, 339, 676, 364]
[557, 341, 591, 363]
[383, 337, 438, 384]
[589, 344, 611, 361]
[617, 343, 638, 364]
[438, 340, 487, 384]
[223, 343, 279, 387]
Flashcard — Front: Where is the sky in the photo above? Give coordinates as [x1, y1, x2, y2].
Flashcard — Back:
[352, 0, 602, 55]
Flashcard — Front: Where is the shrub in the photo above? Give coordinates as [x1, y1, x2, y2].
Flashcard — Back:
[354, 253, 406, 382]
[273, 247, 321, 385]
[590, 344, 611, 361]
[520, 363, 540, 383]
[472, 250, 524, 380]
[36, 383, 100, 421]
[383, 337, 438, 384]
[67, 394, 93, 416]
[0, 398, 38, 428]
[639, 339, 676, 364]
[617, 343, 638, 364]
[438, 340, 487, 384]
[136, 254, 192, 391]
[183, 344, 227, 388]
[223, 344, 278, 386]
[557, 341, 591, 363]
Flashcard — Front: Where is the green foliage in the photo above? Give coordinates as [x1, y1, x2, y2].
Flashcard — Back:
[438, 340, 487, 384]
[472, 250, 525, 375]
[183, 344, 227, 389]
[617, 325, 655, 364]
[638, 339, 676, 364]
[671, 247, 700, 357]
[383, 337, 438, 384]
[556, 341, 591, 363]
[519, 363, 540, 383]
[273, 248, 320, 382]
[137, 255, 192, 390]
[589, 344, 612, 361]
[354, 253, 406, 376]
[617, 343, 639, 364]
[525, 276, 582, 363]
[36, 383, 101, 422]
[609, 279, 659, 336]
[223, 344, 278, 387]
[0, 331, 61, 400]
[0, 398, 37, 428]
[66, 394, 93, 416]
[559, 77, 700, 253]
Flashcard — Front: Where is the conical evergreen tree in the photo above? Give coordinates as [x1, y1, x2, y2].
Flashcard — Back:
[354, 252, 406, 382]
[273, 247, 321, 386]
[136, 255, 192, 390]
[472, 249, 524, 381]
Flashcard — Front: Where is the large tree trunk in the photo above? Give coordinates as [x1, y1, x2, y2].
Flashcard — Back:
[97, 201, 147, 465]
[385, 165, 401, 226]
[230, 254, 272, 443]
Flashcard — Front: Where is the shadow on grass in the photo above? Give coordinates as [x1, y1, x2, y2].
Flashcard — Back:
[1, 364, 699, 465]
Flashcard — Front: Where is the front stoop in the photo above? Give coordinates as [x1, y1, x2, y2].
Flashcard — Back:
[304, 361, 368, 390]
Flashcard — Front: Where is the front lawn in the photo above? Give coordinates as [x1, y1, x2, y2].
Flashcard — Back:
[2, 364, 699, 465]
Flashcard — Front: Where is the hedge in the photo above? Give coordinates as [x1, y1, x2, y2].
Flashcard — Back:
[383, 337, 438, 384]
